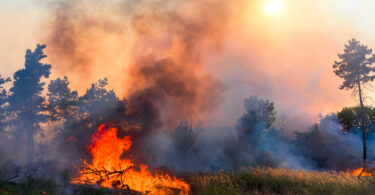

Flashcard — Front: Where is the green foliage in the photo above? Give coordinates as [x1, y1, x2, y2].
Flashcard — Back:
[237, 96, 276, 136]
[195, 185, 238, 195]
[337, 106, 375, 133]
[0, 175, 56, 195]
[71, 185, 108, 195]
[337, 107, 358, 132]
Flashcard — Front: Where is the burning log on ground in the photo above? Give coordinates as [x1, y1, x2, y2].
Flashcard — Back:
[71, 124, 190, 194]
[78, 165, 134, 189]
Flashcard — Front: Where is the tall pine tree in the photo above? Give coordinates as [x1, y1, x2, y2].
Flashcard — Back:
[8, 44, 51, 166]
[333, 38, 375, 168]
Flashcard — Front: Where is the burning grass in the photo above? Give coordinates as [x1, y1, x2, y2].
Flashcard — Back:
[187, 167, 375, 194]
[1, 167, 375, 194]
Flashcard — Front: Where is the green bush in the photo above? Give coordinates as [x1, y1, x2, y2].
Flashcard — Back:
[0, 174, 56, 195]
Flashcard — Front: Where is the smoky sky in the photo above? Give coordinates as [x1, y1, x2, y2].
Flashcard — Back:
[2, 0, 375, 127]
[3, 0, 375, 175]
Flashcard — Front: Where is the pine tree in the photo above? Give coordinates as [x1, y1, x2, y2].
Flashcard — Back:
[8, 44, 51, 165]
[333, 38, 375, 168]
[47, 76, 78, 121]
[0, 76, 10, 131]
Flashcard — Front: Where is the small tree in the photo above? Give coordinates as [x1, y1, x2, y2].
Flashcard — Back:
[49, 78, 127, 166]
[337, 106, 375, 133]
[172, 120, 197, 169]
[47, 76, 78, 121]
[79, 78, 127, 123]
[234, 96, 277, 170]
[8, 44, 51, 165]
[333, 38, 375, 168]
[237, 95, 276, 136]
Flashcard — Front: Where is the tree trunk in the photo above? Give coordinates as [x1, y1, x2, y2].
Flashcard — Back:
[358, 81, 367, 169]
[26, 126, 34, 166]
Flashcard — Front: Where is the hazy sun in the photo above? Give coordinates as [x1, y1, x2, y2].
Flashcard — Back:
[263, 0, 285, 16]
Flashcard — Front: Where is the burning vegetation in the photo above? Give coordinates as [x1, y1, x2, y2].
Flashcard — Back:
[3, 0, 375, 194]
[349, 168, 372, 177]
[72, 124, 190, 194]
[1, 35, 375, 195]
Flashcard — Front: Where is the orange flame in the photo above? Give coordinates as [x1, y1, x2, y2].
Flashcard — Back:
[71, 124, 190, 194]
[346, 168, 372, 177]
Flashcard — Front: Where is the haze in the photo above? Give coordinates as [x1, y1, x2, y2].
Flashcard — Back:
[1, 0, 375, 127]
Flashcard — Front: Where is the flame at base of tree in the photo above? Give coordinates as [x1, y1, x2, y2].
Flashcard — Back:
[71, 124, 190, 194]
[346, 168, 372, 177]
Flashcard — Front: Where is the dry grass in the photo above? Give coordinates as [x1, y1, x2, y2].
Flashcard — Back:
[187, 167, 375, 195]
[2, 167, 374, 194]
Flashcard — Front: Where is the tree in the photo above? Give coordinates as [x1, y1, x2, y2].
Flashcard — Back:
[337, 106, 375, 134]
[59, 78, 127, 163]
[237, 95, 276, 136]
[8, 44, 51, 165]
[0, 76, 10, 131]
[294, 117, 361, 169]
[47, 76, 78, 121]
[172, 120, 197, 169]
[79, 78, 127, 123]
[333, 38, 375, 168]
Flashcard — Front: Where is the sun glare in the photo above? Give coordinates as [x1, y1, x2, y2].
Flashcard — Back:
[263, 0, 284, 16]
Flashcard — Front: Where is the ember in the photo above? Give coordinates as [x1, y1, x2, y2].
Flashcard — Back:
[71, 124, 190, 194]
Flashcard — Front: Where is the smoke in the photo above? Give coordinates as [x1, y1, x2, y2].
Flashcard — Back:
[38, 0, 237, 169]
[36, 0, 375, 172]
[6, 0, 375, 126]
[118, 0, 233, 164]
[142, 111, 367, 172]
[43, 0, 234, 127]
[3, 1, 375, 184]
[38, 0, 364, 130]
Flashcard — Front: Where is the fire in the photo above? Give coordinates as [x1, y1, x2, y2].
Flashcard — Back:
[71, 124, 190, 194]
[346, 168, 372, 177]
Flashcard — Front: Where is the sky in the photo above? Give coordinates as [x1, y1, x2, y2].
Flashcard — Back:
[1, 0, 375, 128]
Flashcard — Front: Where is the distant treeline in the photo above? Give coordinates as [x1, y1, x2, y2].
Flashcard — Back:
[0, 44, 374, 174]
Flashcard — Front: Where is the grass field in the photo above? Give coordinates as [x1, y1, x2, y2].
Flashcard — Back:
[187, 167, 375, 195]
[1, 167, 375, 194]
